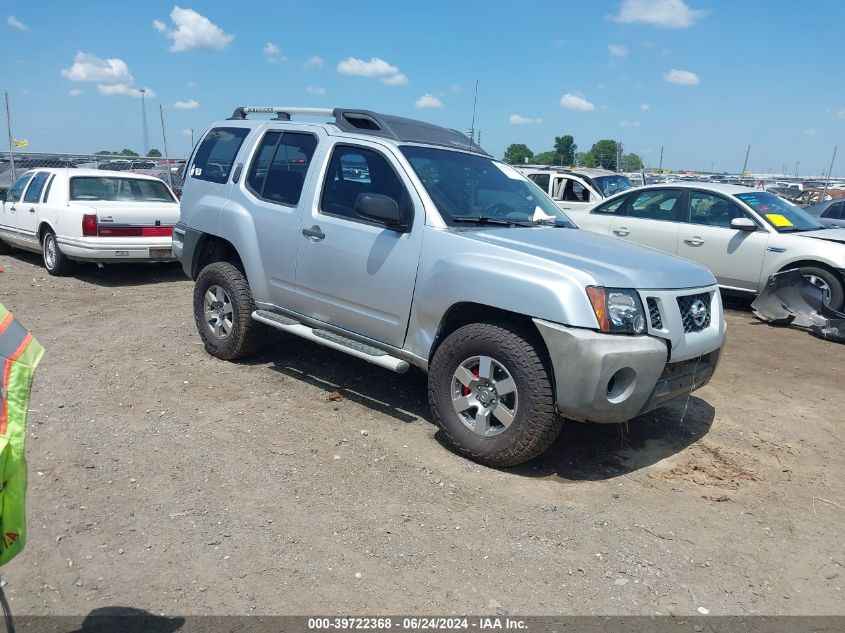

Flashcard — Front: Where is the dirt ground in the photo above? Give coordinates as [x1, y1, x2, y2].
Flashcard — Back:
[1, 251, 843, 617]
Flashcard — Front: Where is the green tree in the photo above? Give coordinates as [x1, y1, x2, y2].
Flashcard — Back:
[95, 150, 117, 155]
[532, 151, 560, 165]
[587, 139, 620, 170]
[120, 148, 140, 157]
[622, 153, 644, 171]
[147, 149, 162, 157]
[575, 151, 591, 167]
[503, 143, 534, 165]
[553, 135, 577, 165]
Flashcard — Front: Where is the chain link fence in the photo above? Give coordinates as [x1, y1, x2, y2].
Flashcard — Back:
[1, 152, 187, 195]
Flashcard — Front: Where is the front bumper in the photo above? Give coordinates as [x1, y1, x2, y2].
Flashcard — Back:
[534, 319, 724, 423]
[57, 236, 176, 263]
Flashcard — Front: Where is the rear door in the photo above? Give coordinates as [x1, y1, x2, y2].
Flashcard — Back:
[677, 190, 769, 292]
[609, 188, 685, 254]
[294, 141, 424, 347]
[0, 173, 33, 245]
[16, 171, 51, 247]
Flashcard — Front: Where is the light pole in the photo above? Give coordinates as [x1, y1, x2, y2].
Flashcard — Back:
[139, 88, 150, 156]
[794, 161, 800, 177]
[190, 128, 194, 149]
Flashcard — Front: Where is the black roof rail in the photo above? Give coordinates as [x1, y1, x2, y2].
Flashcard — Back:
[226, 106, 489, 155]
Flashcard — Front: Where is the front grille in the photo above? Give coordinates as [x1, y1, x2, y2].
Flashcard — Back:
[677, 293, 712, 333]
[647, 298, 663, 329]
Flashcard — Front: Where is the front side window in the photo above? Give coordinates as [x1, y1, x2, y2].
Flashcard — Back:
[70, 177, 176, 202]
[247, 131, 317, 206]
[735, 192, 825, 233]
[190, 127, 250, 184]
[321, 145, 410, 221]
[529, 173, 550, 192]
[626, 189, 683, 221]
[23, 172, 50, 203]
[556, 178, 591, 203]
[593, 175, 634, 198]
[592, 195, 628, 215]
[6, 173, 33, 203]
[823, 201, 843, 220]
[401, 146, 573, 227]
[689, 191, 749, 228]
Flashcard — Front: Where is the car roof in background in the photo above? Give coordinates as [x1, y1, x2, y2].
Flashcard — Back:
[21, 168, 167, 181]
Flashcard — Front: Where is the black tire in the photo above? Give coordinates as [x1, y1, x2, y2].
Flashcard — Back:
[193, 261, 265, 360]
[428, 321, 562, 468]
[799, 265, 844, 311]
[0, 238, 11, 254]
[42, 230, 73, 276]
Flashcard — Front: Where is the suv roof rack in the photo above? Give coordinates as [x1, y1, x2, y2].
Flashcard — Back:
[228, 106, 489, 156]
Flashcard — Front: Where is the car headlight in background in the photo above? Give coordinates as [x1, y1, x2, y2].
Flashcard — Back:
[586, 287, 647, 335]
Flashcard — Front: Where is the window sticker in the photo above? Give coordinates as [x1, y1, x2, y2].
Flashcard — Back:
[765, 213, 793, 227]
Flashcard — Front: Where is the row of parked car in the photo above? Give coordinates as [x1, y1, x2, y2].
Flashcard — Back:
[0, 106, 841, 468]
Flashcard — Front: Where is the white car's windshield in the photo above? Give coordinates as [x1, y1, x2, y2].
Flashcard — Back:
[400, 146, 574, 227]
[70, 177, 175, 202]
[593, 175, 634, 197]
[735, 192, 825, 233]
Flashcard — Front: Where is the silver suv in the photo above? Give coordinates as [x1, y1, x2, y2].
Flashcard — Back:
[174, 107, 726, 467]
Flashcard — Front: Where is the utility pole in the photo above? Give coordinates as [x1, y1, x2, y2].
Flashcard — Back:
[189, 128, 194, 149]
[658, 146, 664, 172]
[820, 146, 837, 205]
[741, 145, 751, 178]
[794, 161, 800, 177]
[4, 92, 15, 181]
[140, 88, 150, 156]
[468, 79, 479, 152]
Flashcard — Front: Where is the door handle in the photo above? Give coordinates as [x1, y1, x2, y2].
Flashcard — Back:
[301, 225, 325, 241]
[683, 237, 704, 247]
[29, 207, 36, 214]
[613, 228, 630, 237]
[9, 206, 15, 213]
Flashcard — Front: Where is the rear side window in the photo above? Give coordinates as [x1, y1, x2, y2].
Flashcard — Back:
[23, 172, 50, 203]
[6, 174, 32, 203]
[246, 131, 317, 206]
[190, 127, 250, 184]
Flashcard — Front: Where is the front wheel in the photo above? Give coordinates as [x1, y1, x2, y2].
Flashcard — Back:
[42, 230, 73, 276]
[193, 261, 265, 360]
[799, 266, 844, 311]
[428, 322, 562, 467]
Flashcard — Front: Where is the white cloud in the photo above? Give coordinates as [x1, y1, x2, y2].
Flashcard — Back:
[156, 6, 234, 52]
[61, 52, 133, 84]
[69, 88, 82, 97]
[560, 93, 595, 111]
[98, 84, 155, 98]
[415, 94, 443, 109]
[509, 114, 543, 125]
[640, 103, 651, 110]
[805, 128, 817, 135]
[304, 55, 324, 69]
[174, 99, 199, 109]
[306, 86, 326, 95]
[186, 80, 198, 88]
[263, 42, 284, 63]
[608, 44, 628, 57]
[619, 120, 641, 127]
[835, 108, 845, 120]
[182, 129, 193, 136]
[337, 56, 407, 85]
[450, 84, 463, 92]
[613, 0, 709, 28]
[664, 68, 700, 85]
[7, 16, 29, 31]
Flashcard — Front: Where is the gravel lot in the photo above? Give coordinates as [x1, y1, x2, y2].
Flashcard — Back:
[1, 251, 843, 617]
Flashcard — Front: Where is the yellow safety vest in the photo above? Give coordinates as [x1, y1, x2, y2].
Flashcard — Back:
[0, 303, 43, 566]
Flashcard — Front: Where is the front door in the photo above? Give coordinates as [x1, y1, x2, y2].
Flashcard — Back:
[17, 172, 51, 248]
[294, 142, 424, 348]
[609, 188, 685, 254]
[551, 175, 598, 215]
[677, 190, 769, 292]
[0, 173, 33, 245]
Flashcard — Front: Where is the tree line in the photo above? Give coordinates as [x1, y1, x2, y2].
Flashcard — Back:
[504, 135, 643, 172]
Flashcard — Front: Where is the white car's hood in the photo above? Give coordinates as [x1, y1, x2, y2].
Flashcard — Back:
[797, 228, 845, 244]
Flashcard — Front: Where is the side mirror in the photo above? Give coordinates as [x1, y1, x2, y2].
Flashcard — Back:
[731, 217, 757, 231]
[355, 193, 408, 231]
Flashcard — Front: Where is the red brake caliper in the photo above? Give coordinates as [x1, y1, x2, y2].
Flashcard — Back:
[462, 367, 479, 396]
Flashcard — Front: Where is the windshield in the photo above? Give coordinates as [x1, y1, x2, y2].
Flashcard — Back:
[735, 192, 825, 232]
[400, 146, 574, 227]
[593, 175, 634, 197]
[70, 177, 176, 202]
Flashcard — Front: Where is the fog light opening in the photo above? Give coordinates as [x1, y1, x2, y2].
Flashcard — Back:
[607, 367, 637, 403]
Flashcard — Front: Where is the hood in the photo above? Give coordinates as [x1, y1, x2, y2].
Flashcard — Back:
[798, 227, 845, 244]
[457, 227, 716, 290]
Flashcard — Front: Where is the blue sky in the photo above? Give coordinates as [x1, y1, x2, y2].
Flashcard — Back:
[4, 0, 845, 174]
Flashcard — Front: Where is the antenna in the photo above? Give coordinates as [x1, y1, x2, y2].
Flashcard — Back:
[468, 80, 479, 150]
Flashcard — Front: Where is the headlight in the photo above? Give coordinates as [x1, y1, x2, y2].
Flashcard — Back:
[586, 287, 647, 334]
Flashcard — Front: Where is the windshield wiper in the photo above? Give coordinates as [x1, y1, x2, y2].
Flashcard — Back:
[451, 215, 523, 227]
[532, 217, 570, 227]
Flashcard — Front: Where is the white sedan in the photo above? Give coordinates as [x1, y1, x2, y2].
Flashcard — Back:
[0, 168, 180, 275]
[575, 182, 845, 310]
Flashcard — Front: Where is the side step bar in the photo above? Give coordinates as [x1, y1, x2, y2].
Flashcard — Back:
[252, 310, 410, 374]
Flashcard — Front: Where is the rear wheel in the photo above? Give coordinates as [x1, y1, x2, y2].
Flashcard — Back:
[799, 266, 844, 311]
[0, 239, 11, 254]
[42, 230, 73, 276]
[428, 321, 562, 467]
[193, 261, 264, 360]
